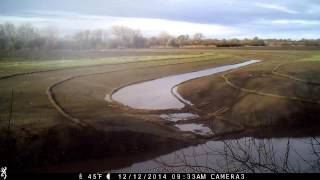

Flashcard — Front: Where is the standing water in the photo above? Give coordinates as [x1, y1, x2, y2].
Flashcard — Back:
[108, 60, 260, 110]
[113, 136, 320, 173]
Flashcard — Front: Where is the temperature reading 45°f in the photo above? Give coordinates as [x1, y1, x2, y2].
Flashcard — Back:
[88, 173, 103, 180]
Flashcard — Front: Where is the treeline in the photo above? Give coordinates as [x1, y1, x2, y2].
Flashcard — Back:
[1, 23, 320, 50]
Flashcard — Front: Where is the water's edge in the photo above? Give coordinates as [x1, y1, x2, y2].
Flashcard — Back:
[108, 60, 260, 110]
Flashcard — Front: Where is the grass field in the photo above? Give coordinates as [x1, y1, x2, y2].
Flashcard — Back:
[0, 52, 232, 78]
[1, 48, 320, 172]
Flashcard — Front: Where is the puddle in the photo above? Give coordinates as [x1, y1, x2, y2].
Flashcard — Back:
[109, 60, 260, 110]
[104, 94, 112, 102]
[174, 123, 213, 136]
[160, 113, 199, 122]
[113, 136, 320, 173]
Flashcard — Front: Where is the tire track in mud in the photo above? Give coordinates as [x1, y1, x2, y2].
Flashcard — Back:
[272, 63, 320, 86]
[222, 62, 320, 105]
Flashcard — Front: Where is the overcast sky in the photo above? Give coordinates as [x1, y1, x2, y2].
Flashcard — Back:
[1, 0, 320, 39]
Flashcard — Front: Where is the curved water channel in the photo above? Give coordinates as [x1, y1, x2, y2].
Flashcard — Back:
[108, 60, 260, 110]
[107, 60, 260, 136]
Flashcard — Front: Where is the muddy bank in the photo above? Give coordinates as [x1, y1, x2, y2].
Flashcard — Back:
[4, 122, 318, 173]
[0, 123, 193, 172]
[177, 60, 320, 135]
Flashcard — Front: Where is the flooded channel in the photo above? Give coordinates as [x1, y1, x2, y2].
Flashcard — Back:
[109, 60, 260, 110]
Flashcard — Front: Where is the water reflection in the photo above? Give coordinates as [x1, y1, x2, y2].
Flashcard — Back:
[160, 113, 199, 122]
[113, 137, 320, 173]
[110, 60, 260, 110]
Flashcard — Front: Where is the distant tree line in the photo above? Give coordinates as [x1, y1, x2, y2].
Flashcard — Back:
[1, 23, 320, 50]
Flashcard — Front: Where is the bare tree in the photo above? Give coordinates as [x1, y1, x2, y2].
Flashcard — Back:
[111, 26, 144, 48]
[193, 33, 204, 41]
[158, 32, 173, 47]
[175, 35, 189, 48]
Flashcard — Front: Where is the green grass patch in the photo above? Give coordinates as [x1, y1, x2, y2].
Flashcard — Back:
[0, 52, 235, 77]
[300, 53, 320, 62]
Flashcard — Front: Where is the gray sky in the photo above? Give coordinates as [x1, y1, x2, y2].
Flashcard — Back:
[1, 0, 320, 39]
